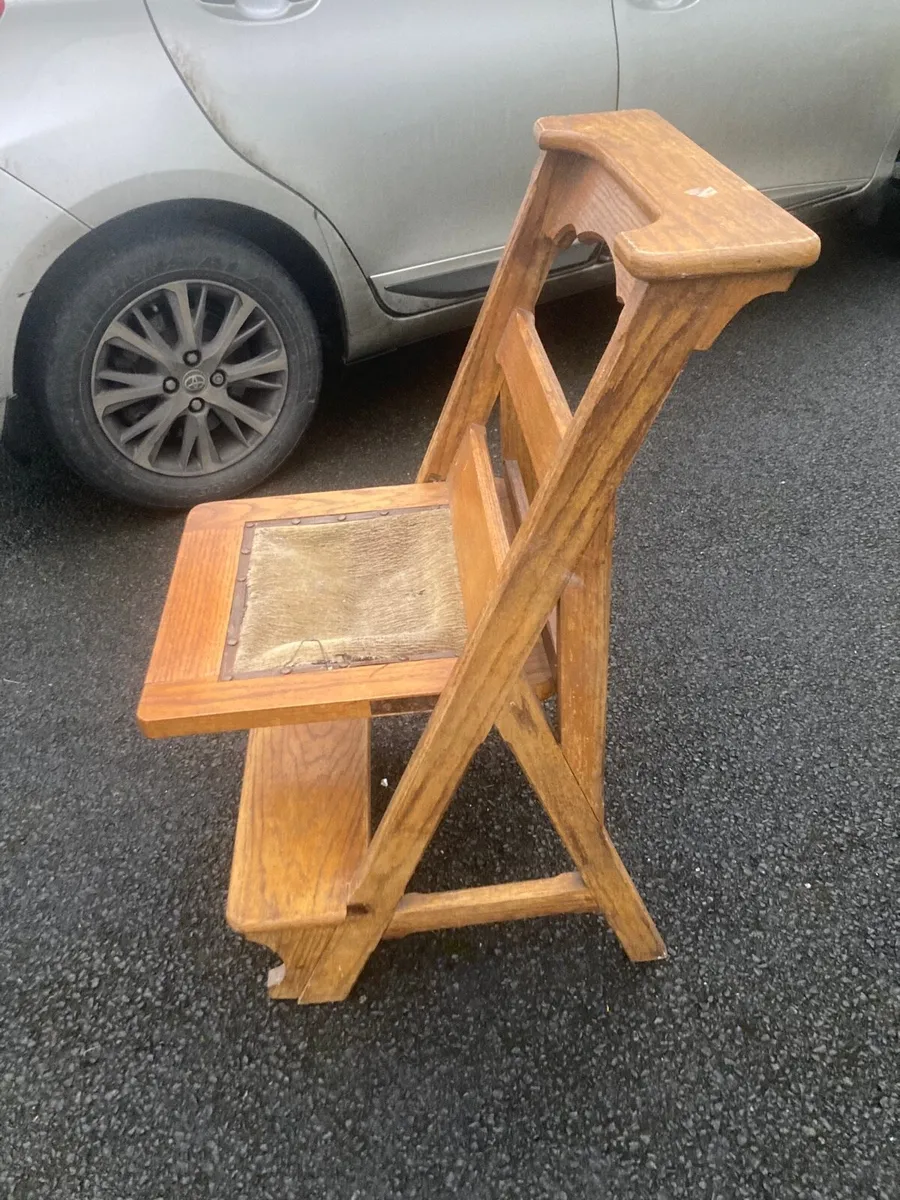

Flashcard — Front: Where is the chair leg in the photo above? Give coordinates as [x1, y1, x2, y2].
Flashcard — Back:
[247, 927, 335, 1001]
[298, 910, 390, 1003]
[496, 679, 666, 963]
[558, 501, 615, 822]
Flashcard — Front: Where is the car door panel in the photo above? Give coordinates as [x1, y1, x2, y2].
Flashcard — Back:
[612, 0, 900, 196]
[146, 0, 619, 278]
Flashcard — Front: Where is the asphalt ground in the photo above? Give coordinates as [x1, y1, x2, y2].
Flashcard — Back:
[0, 219, 897, 1199]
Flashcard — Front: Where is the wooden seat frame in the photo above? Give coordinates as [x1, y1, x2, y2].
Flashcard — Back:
[139, 110, 819, 1002]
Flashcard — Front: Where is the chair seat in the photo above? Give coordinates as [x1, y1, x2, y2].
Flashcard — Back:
[138, 481, 552, 738]
[228, 504, 468, 677]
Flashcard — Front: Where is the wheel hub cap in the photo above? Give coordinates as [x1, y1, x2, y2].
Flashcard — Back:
[182, 369, 207, 394]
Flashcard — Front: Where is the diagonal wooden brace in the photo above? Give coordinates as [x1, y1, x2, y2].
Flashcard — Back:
[495, 678, 665, 962]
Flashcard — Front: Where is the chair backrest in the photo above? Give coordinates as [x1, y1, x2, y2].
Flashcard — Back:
[393, 109, 821, 815]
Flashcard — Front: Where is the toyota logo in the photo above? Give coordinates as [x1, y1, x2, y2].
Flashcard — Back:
[183, 370, 207, 394]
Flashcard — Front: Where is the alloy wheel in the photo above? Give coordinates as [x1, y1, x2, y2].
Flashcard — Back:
[90, 280, 289, 476]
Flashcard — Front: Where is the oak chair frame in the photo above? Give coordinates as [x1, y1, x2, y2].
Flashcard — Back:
[139, 110, 819, 1002]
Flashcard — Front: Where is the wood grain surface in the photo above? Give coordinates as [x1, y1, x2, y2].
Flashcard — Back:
[227, 720, 370, 934]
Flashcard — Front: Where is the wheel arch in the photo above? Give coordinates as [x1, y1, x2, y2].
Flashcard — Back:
[13, 198, 347, 401]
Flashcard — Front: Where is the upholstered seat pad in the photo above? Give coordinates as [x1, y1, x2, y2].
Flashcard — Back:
[231, 506, 469, 676]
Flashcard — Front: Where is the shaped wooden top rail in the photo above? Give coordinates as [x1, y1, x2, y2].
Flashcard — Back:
[417, 110, 821, 484]
[536, 110, 821, 281]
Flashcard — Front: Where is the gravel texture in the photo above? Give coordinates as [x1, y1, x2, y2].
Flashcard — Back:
[0, 220, 897, 1199]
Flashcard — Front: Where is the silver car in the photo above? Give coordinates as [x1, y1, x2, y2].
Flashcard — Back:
[2, 0, 899, 507]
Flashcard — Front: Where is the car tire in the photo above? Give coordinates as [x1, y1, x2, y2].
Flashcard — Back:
[32, 224, 322, 508]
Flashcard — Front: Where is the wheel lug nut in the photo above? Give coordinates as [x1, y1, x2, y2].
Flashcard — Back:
[183, 350, 201, 366]
[210, 370, 225, 387]
[163, 377, 179, 393]
[188, 397, 204, 413]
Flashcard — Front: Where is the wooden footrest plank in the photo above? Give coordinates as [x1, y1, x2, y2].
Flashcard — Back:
[227, 720, 369, 935]
[384, 871, 600, 939]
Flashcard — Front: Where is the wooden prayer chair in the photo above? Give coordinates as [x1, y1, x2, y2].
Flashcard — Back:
[138, 110, 819, 1003]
